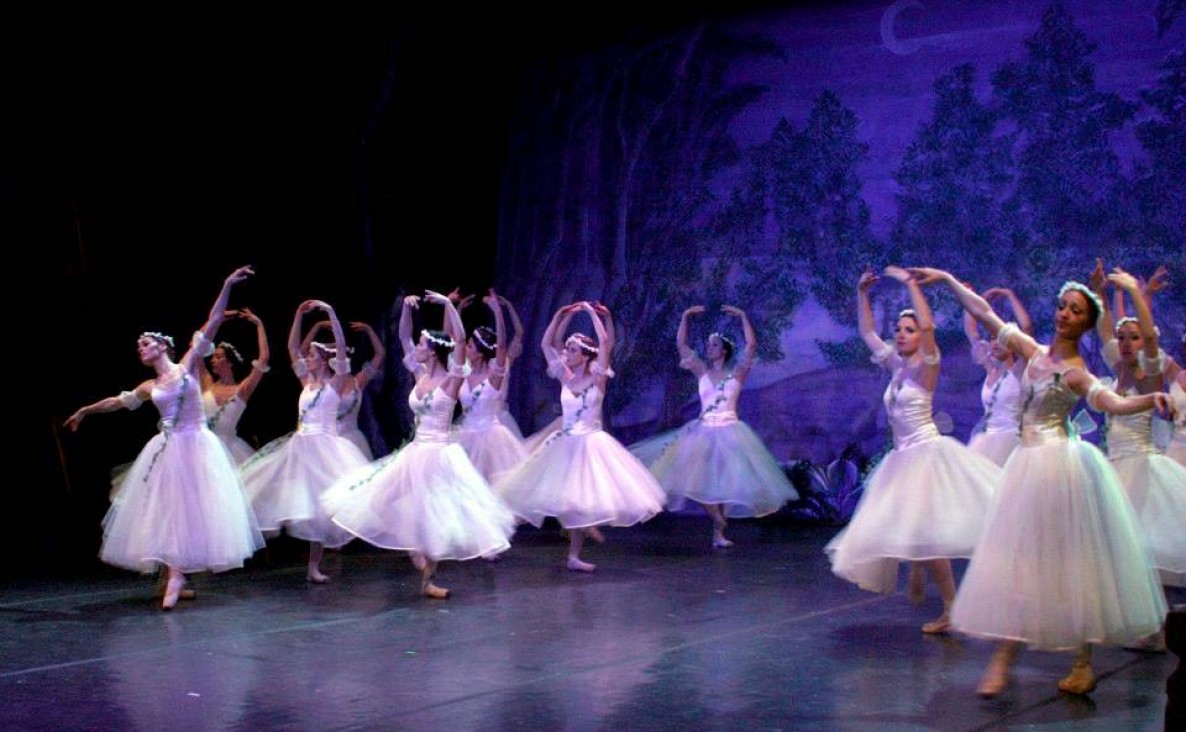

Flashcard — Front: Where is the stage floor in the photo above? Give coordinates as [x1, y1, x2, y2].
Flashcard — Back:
[1, 515, 1179, 731]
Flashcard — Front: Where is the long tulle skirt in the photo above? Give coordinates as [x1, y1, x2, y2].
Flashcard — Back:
[1112, 451, 1186, 585]
[323, 440, 515, 561]
[645, 419, 798, 517]
[101, 429, 264, 574]
[967, 429, 1020, 468]
[239, 432, 368, 548]
[454, 424, 529, 484]
[951, 439, 1167, 650]
[825, 435, 1000, 593]
[495, 429, 666, 529]
[338, 425, 374, 461]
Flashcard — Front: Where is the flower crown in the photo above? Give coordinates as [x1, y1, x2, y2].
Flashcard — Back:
[140, 331, 174, 349]
[898, 308, 916, 320]
[217, 341, 244, 364]
[472, 327, 497, 352]
[422, 330, 455, 349]
[310, 341, 354, 357]
[566, 333, 599, 355]
[1057, 281, 1104, 318]
[708, 332, 735, 351]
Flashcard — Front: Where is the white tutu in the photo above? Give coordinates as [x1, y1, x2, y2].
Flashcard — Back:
[647, 417, 798, 517]
[825, 435, 999, 593]
[1112, 453, 1186, 583]
[453, 376, 529, 484]
[967, 430, 1020, 467]
[495, 425, 667, 529]
[323, 440, 516, 560]
[102, 372, 264, 574]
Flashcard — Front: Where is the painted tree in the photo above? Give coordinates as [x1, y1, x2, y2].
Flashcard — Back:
[989, 2, 1138, 314]
[1133, 49, 1186, 336]
[493, 24, 794, 431]
[892, 63, 1013, 316]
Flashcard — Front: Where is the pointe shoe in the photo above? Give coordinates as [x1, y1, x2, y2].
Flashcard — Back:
[566, 556, 597, 572]
[584, 527, 606, 544]
[161, 577, 185, 611]
[306, 568, 331, 584]
[976, 662, 1010, 698]
[712, 534, 734, 548]
[421, 582, 450, 599]
[1057, 662, 1097, 695]
[921, 615, 951, 634]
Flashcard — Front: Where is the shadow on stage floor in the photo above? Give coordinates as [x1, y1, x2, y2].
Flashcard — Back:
[1, 514, 1180, 732]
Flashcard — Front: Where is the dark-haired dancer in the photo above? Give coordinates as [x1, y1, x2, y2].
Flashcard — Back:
[911, 266, 1170, 697]
[495, 301, 666, 572]
[963, 288, 1030, 466]
[826, 267, 1000, 634]
[64, 266, 264, 609]
[201, 307, 270, 464]
[324, 291, 515, 598]
[638, 304, 797, 547]
[239, 300, 370, 584]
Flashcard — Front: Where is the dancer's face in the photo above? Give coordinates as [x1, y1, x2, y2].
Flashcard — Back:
[564, 341, 587, 369]
[1054, 292, 1093, 339]
[705, 336, 723, 362]
[894, 317, 920, 356]
[210, 347, 233, 378]
[465, 337, 482, 362]
[137, 336, 166, 365]
[989, 339, 1011, 362]
[1115, 322, 1143, 363]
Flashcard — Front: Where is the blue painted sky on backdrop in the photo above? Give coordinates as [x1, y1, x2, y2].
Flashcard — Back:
[725, 0, 1185, 236]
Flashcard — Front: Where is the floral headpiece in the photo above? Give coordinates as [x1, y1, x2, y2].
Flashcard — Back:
[310, 341, 355, 357]
[708, 332, 735, 351]
[217, 341, 244, 364]
[1057, 281, 1104, 319]
[898, 308, 917, 320]
[422, 330, 455, 349]
[566, 333, 599, 355]
[472, 327, 497, 352]
[140, 331, 174, 349]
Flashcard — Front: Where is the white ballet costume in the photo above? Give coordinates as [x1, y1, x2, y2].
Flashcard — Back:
[336, 387, 374, 460]
[966, 341, 1022, 467]
[494, 350, 666, 529]
[454, 371, 528, 484]
[951, 335, 1167, 650]
[323, 357, 516, 561]
[495, 365, 526, 440]
[239, 380, 368, 548]
[645, 370, 798, 517]
[1097, 343, 1186, 585]
[825, 349, 1001, 593]
[202, 391, 255, 465]
[100, 355, 264, 574]
[1168, 379, 1186, 466]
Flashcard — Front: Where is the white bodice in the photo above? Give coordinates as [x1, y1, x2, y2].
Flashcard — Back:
[980, 369, 1022, 434]
[337, 387, 362, 426]
[458, 376, 505, 431]
[1102, 379, 1158, 460]
[203, 391, 247, 438]
[560, 383, 604, 436]
[883, 365, 940, 450]
[409, 384, 455, 444]
[697, 372, 740, 426]
[296, 383, 341, 436]
[151, 369, 207, 435]
[1017, 351, 1083, 448]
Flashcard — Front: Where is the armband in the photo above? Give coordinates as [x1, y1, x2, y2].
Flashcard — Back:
[330, 357, 351, 375]
[118, 391, 143, 410]
[251, 359, 271, 374]
[291, 358, 310, 378]
[191, 331, 215, 357]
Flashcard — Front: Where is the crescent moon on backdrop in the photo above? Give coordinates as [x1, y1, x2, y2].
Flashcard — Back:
[881, 0, 924, 55]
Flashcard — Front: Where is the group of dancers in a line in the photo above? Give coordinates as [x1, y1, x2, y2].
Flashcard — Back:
[64, 261, 1185, 700]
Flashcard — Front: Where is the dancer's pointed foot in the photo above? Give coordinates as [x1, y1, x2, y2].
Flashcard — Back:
[566, 556, 596, 572]
[421, 582, 450, 599]
[306, 568, 331, 584]
[921, 614, 951, 634]
[976, 662, 1010, 698]
[161, 577, 185, 611]
[1057, 662, 1096, 695]
[712, 534, 734, 548]
[1123, 631, 1166, 653]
